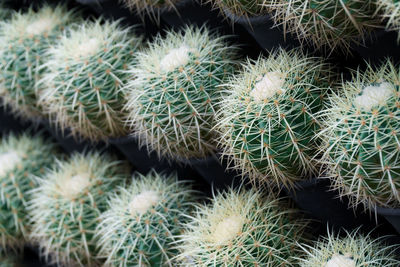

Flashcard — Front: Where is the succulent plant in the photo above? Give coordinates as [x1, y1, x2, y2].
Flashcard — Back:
[28, 152, 130, 266]
[177, 188, 308, 266]
[377, 0, 400, 39]
[124, 26, 237, 161]
[0, 5, 77, 121]
[206, 0, 267, 18]
[0, 133, 56, 250]
[297, 229, 400, 266]
[267, 0, 379, 52]
[96, 171, 196, 267]
[40, 19, 142, 142]
[216, 49, 331, 188]
[319, 60, 400, 209]
[121, 0, 182, 21]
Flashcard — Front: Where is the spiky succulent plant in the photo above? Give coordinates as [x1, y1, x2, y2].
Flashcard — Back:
[377, 0, 400, 39]
[319, 60, 400, 209]
[267, 0, 379, 52]
[297, 230, 400, 266]
[96, 171, 196, 267]
[177, 188, 308, 266]
[40, 19, 142, 142]
[28, 152, 130, 266]
[206, 0, 267, 18]
[217, 49, 331, 188]
[124, 26, 237, 161]
[0, 5, 77, 121]
[0, 133, 56, 250]
[122, 0, 182, 21]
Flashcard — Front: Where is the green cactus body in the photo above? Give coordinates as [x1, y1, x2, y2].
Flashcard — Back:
[178, 188, 308, 266]
[0, 5, 76, 120]
[268, 0, 378, 52]
[298, 230, 400, 266]
[378, 0, 400, 39]
[217, 49, 330, 188]
[28, 152, 130, 266]
[208, 0, 266, 17]
[40, 19, 142, 142]
[0, 133, 56, 250]
[320, 61, 400, 209]
[125, 26, 237, 161]
[96, 171, 196, 266]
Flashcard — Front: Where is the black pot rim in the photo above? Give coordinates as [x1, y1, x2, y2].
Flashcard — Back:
[108, 135, 136, 145]
[375, 206, 400, 215]
[222, 7, 270, 26]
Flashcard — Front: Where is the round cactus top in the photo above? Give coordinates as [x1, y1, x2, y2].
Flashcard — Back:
[159, 45, 192, 72]
[209, 215, 244, 245]
[0, 151, 22, 177]
[128, 190, 160, 215]
[250, 71, 286, 103]
[353, 82, 394, 111]
[57, 172, 92, 199]
[325, 254, 356, 267]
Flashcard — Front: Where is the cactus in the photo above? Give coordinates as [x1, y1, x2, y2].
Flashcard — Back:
[124, 26, 237, 161]
[319, 60, 400, 209]
[216, 49, 331, 188]
[0, 254, 21, 267]
[206, 0, 267, 18]
[297, 230, 400, 266]
[377, 0, 400, 39]
[122, 0, 182, 21]
[40, 19, 142, 142]
[28, 152, 130, 266]
[177, 188, 308, 266]
[96, 171, 196, 267]
[267, 0, 379, 52]
[0, 133, 56, 251]
[0, 5, 77, 121]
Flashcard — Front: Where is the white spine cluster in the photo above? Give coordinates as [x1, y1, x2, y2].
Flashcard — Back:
[353, 82, 393, 111]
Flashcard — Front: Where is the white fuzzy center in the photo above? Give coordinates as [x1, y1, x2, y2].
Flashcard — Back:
[251, 71, 286, 102]
[129, 190, 160, 215]
[59, 173, 91, 199]
[0, 151, 22, 177]
[26, 18, 55, 35]
[325, 254, 356, 267]
[354, 82, 393, 111]
[76, 38, 101, 57]
[160, 45, 191, 72]
[211, 215, 243, 244]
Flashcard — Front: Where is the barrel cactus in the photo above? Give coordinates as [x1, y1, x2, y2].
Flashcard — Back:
[28, 152, 129, 266]
[96, 171, 196, 267]
[320, 60, 400, 209]
[217, 49, 331, 188]
[206, 0, 267, 18]
[177, 188, 308, 266]
[0, 5, 76, 121]
[40, 19, 142, 142]
[297, 230, 400, 266]
[0, 133, 56, 250]
[377, 0, 400, 39]
[124, 26, 237, 161]
[267, 0, 379, 52]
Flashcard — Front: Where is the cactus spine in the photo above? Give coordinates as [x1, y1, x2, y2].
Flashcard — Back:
[28, 152, 129, 266]
[298, 230, 400, 266]
[0, 133, 56, 250]
[177, 188, 308, 266]
[124, 26, 237, 161]
[217, 49, 331, 188]
[40, 19, 142, 141]
[0, 5, 76, 120]
[96, 171, 196, 266]
[377, 0, 400, 39]
[319, 60, 400, 209]
[122, 0, 182, 21]
[206, 0, 267, 18]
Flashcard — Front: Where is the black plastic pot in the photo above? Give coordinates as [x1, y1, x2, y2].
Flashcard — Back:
[283, 178, 372, 231]
[376, 206, 400, 234]
[0, 107, 31, 136]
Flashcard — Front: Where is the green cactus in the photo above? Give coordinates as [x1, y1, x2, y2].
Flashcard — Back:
[28, 152, 130, 266]
[377, 0, 400, 40]
[207, 0, 267, 18]
[0, 5, 77, 121]
[297, 230, 400, 266]
[96, 171, 197, 267]
[0, 133, 56, 251]
[177, 188, 308, 266]
[216, 49, 331, 188]
[319, 60, 400, 209]
[267, 0, 379, 52]
[40, 19, 142, 142]
[124, 26, 237, 161]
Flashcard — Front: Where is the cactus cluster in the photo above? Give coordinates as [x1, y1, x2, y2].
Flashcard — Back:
[0, 5, 76, 121]
[40, 19, 142, 142]
[319, 60, 400, 209]
[0, 133, 56, 250]
[178, 188, 308, 266]
[298, 230, 400, 266]
[207, 0, 267, 18]
[268, 0, 379, 52]
[96, 171, 196, 267]
[377, 0, 400, 39]
[28, 152, 129, 266]
[217, 49, 331, 188]
[124, 26, 237, 161]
